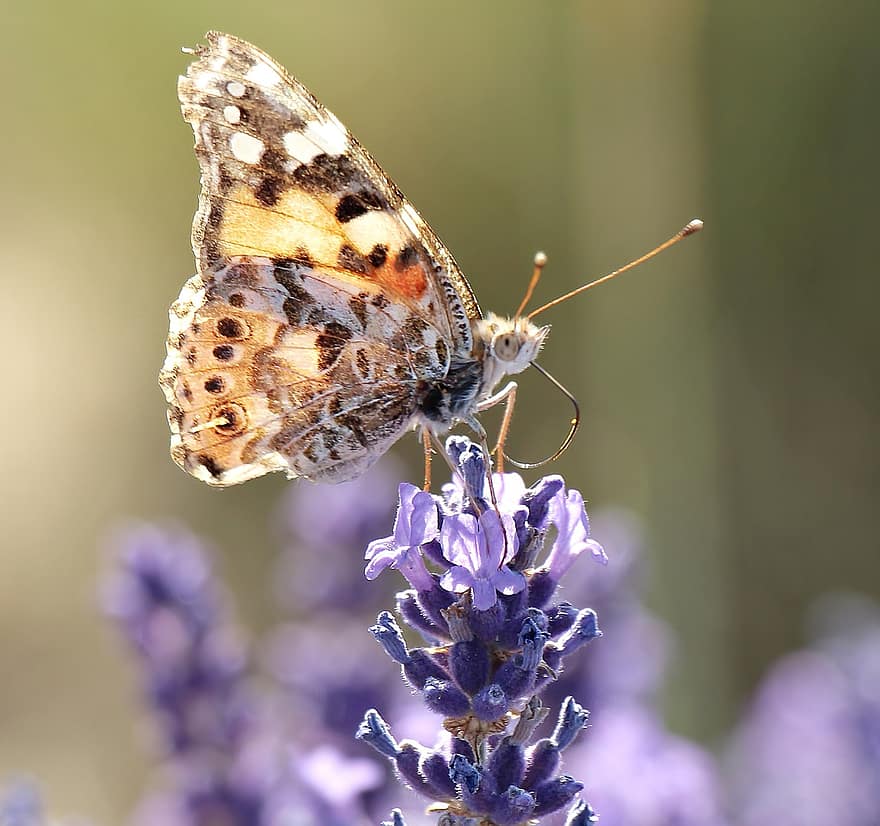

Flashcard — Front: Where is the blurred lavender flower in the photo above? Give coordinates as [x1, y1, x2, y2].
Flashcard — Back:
[539, 509, 671, 716]
[274, 460, 401, 613]
[536, 509, 729, 826]
[107, 525, 398, 826]
[104, 525, 276, 826]
[544, 703, 728, 826]
[358, 436, 606, 824]
[0, 781, 44, 826]
[725, 594, 880, 826]
[0, 780, 90, 826]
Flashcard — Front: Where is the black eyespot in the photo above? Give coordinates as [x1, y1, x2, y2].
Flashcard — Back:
[217, 317, 244, 338]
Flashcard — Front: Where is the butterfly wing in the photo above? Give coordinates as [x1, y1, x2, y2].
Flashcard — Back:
[161, 32, 481, 485]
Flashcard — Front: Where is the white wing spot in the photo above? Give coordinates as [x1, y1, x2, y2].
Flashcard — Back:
[226, 80, 246, 98]
[283, 130, 322, 164]
[304, 118, 348, 156]
[230, 132, 265, 165]
[246, 61, 281, 87]
[223, 105, 241, 124]
[345, 211, 409, 253]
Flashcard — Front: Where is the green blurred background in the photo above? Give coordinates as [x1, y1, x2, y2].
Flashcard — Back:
[1, 0, 877, 821]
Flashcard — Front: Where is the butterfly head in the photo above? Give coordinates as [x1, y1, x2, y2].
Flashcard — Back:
[476, 313, 550, 380]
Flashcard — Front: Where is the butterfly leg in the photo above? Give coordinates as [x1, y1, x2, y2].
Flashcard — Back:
[420, 426, 434, 491]
[476, 381, 518, 473]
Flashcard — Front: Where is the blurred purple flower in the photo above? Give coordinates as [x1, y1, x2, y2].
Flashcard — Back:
[274, 460, 401, 613]
[725, 595, 880, 826]
[0, 781, 45, 826]
[107, 525, 397, 826]
[104, 525, 273, 825]
[546, 703, 728, 826]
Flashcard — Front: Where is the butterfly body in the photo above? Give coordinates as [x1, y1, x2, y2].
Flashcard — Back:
[160, 32, 548, 486]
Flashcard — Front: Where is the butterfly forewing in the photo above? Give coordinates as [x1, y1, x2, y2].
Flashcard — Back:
[161, 32, 481, 485]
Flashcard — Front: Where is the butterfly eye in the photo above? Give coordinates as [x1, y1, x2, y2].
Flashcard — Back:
[494, 332, 521, 361]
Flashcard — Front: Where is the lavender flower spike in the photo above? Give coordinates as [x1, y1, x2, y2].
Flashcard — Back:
[358, 436, 603, 824]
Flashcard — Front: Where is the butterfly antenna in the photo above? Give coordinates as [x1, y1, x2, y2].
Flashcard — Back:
[503, 362, 580, 469]
[527, 219, 703, 320]
[514, 251, 548, 318]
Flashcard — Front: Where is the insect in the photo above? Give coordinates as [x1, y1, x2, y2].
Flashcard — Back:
[160, 31, 700, 488]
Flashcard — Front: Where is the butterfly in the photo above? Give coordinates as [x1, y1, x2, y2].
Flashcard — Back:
[160, 32, 700, 487]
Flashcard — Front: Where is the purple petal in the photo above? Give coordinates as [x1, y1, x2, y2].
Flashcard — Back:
[440, 566, 476, 594]
[393, 483, 422, 545]
[490, 566, 527, 597]
[470, 578, 499, 611]
[364, 537, 398, 580]
[546, 490, 607, 579]
[408, 491, 439, 546]
[491, 472, 527, 512]
[396, 546, 435, 592]
[441, 513, 480, 570]
[477, 509, 507, 572]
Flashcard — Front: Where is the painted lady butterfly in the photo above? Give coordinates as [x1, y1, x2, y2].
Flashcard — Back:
[160, 32, 700, 487]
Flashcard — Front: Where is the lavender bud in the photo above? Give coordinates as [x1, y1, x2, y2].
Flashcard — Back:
[396, 741, 438, 799]
[557, 609, 602, 658]
[396, 589, 445, 642]
[355, 709, 399, 759]
[449, 754, 481, 794]
[489, 786, 536, 825]
[521, 475, 565, 527]
[523, 739, 560, 790]
[403, 648, 449, 689]
[420, 750, 457, 800]
[551, 696, 590, 751]
[533, 775, 584, 817]
[423, 677, 471, 716]
[547, 601, 579, 636]
[472, 683, 509, 721]
[450, 639, 490, 696]
[485, 738, 526, 794]
[370, 611, 409, 664]
[566, 799, 600, 825]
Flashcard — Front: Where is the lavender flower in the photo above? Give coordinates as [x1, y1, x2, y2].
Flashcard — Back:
[274, 461, 401, 613]
[725, 594, 880, 826]
[359, 437, 605, 824]
[104, 525, 273, 826]
[544, 703, 728, 826]
[0, 781, 44, 826]
[108, 523, 415, 826]
[365, 483, 440, 589]
[439, 509, 524, 610]
[533, 509, 729, 826]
